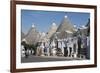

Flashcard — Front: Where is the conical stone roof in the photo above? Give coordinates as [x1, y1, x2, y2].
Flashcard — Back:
[21, 32, 25, 40]
[46, 22, 58, 39]
[57, 15, 75, 33]
[24, 24, 40, 45]
[56, 15, 76, 39]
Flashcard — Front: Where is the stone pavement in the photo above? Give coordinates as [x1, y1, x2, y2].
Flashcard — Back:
[21, 55, 86, 63]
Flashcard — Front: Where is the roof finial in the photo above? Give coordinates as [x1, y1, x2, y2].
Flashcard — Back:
[32, 23, 35, 28]
[64, 15, 67, 18]
[52, 22, 56, 26]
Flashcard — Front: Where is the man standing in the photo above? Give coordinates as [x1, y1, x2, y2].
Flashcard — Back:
[81, 35, 87, 59]
[77, 35, 82, 58]
[86, 36, 90, 59]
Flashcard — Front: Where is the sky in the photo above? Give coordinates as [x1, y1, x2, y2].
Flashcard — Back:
[21, 9, 90, 34]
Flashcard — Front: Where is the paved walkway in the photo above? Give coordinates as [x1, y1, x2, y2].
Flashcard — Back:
[21, 55, 86, 63]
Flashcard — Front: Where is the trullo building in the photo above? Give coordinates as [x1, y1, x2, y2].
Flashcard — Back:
[24, 24, 40, 45]
[46, 22, 58, 39]
[53, 15, 76, 39]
